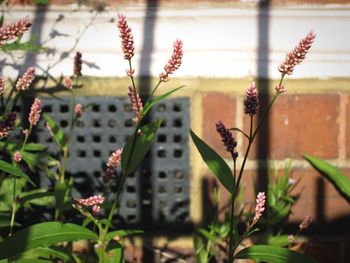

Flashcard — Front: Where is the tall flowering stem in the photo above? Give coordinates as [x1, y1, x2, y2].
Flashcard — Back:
[227, 32, 316, 261]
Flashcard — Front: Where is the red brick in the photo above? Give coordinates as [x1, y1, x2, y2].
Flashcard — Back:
[243, 94, 340, 160]
[202, 93, 236, 159]
[346, 95, 350, 158]
[208, 168, 350, 222]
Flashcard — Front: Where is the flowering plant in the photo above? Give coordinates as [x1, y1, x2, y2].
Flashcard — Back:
[0, 13, 184, 262]
[191, 31, 317, 262]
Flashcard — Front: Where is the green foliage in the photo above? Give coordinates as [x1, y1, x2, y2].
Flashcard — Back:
[0, 222, 98, 260]
[190, 129, 234, 194]
[234, 245, 318, 263]
[121, 119, 162, 176]
[266, 161, 296, 226]
[43, 113, 66, 151]
[304, 154, 350, 202]
[142, 85, 185, 116]
[0, 36, 43, 52]
[0, 160, 35, 186]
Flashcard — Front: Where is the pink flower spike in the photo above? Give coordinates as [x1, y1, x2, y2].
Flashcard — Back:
[74, 52, 83, 76]
[0, 16, 32, 44]
[278, 31, 316, 76]
[128, 86, 143, 123]
[13, 151, 22, 163]
[74, 103, 84, 118]
[63, 77, 73, 90]
[103, 148, 123, 183]
[244, 82, 259, 116]
[252, 192, 266, 225]
[28, 98, 41, 127]
[16, 67, 35, 91]
[299, 215, 312, 230]
[0, 76, 5, 95]
[75, 195, 105, 207]
[117, 14, 135, 61]
[159, 39, 183, 82]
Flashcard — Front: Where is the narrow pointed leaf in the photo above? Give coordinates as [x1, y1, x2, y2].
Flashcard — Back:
[121, 119, 162, 176]
[23, 143, 47, 152]
[143, 86, 185, 116]
[43, 113, 66, 151]
[190, 129, 234, 194]
[234, 245, 317, 263]
[0, 222, 98, 259]
[0, 160, 35, 186]
[19, 190, 54, 206]
[304, 154, 350, 202]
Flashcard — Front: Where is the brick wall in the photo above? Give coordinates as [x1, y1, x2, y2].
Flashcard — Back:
[200, 85, 350, 227]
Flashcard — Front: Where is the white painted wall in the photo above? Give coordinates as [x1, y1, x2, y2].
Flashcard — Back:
[2, 4, 350, 79]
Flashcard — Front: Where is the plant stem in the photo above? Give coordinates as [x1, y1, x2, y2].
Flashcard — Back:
[9, 177, 17, 236]
[98, 224, 105, 263]
[227, 159, 237, 262]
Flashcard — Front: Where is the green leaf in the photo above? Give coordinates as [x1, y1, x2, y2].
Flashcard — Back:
[19, 190, 54, 206]
[0, 222, 98, 259]
[0, 160, 35, 186]
[190, 129, 234, 194]
[304, 154, 350, 202]
[142, 86, 185, 116]
[54, 181, 67, 216]
[234, 245, 317, 263]
[14, 246, 71, 262]
[121, 119, 162, 176]
[105, 229, 143, 242]
[21, 151, 39, 172]
[197, 229, 216, 242]
[1, 35, 43, 52]
[23, 143, 47, 152]
[43, 113, 66, 151]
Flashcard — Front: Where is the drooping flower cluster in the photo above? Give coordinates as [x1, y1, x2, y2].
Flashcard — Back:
[215, 121, 238, 159]
[0, 16, 32, 45]
[117, 14, 135, 61]
[74, 195, 105, 215]
[74, 103, 84, 118]
[103, 148, 123, 183]
[278, 31, 316, 75]
[28, 98, 42, 127]
[252, 192, 266, 225]
[73, 52, 83, 76]
[63, 77, 73, 90]
[159, 39, 183, 82]
[0, 76, 5, 95]
[244, 82, 259, 116]
[16, 67, 35, 91]
[0, 112, 16, 138]
[299, 215, 312, 230]
[13, 151, 22, 163]
[128, 86, 143, 124]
